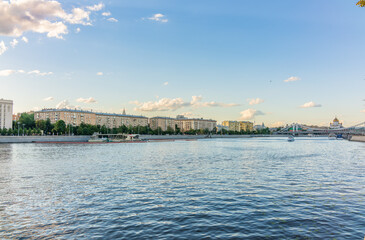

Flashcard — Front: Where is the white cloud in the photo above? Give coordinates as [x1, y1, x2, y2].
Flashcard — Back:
[248, 98, 264, 105]
[76, 97, 97, 104]
[43, 97, 54, 101]
[284, 76, 301, 82]
[300, 101, 322, 108]
[147, 13, 168, 23]
[132, 98, 189, 112]
[86, 3, 104, 11]
[22, 36, 28, 43]
[239, 109, 265, 120]
[0, 41, 7, 55]
[163, 81, 169, 86]
[0, 69, 52, 76]
[28, 70, 53, 76]
[97, 72, 103, 76]
[191, 95, 240, 108]
[132, 96, 240, 112]
[179, 112, 195, 118]
[102, 12, 111, 16]
[10, 39, 18, 48]
[76, 27, 81, 33]
[0, 69, 16, 76]
[0, 1, 103, 39]
[56, 100, 74, 109]
[107, 17, 118, 23]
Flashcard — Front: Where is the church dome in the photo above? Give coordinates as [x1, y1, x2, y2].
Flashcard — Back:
[333, 117, 339, 123]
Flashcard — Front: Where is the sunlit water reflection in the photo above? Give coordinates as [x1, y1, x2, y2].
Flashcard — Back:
[0, 138, 364, 239]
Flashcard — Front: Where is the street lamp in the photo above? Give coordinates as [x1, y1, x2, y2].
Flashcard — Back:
[22, 124, 25, 136]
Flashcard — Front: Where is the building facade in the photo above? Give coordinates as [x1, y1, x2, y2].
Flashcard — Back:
[35, 109, 148, 128]
[222, 120, 254, 132]
[240, 121, 254, 132]
[0, 99, 13, 129]
[222, 121, 240, 132]
[149, 117, 176, 131]
[330, 117, 343, 129]
[175, 116, 217, 132]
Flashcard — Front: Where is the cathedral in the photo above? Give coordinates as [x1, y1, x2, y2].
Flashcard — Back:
[329, 117, 343, 129]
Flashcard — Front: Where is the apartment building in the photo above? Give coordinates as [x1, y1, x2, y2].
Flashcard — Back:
[0, 99, 13, 129]
[149, 117, 176, 131]
[35, 109, 148, 128]
[222, 121, 240, 132]
[175, 116, 217, 132]
[240, 121, 254, 131]
[222, 120, 253, 132]
[96, 113, 148, 129]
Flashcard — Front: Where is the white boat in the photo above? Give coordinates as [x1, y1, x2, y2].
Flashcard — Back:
[287, 135, 295, 142]
[328, 133, 336, 140]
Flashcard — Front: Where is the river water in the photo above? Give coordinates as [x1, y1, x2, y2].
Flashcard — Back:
[0, 138, 364, 239]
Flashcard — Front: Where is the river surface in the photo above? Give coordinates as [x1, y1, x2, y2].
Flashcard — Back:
[0, 138, 364, 239]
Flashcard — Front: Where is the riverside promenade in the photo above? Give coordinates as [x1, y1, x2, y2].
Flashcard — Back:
[349, 135, 365, 142]
[0, 135, 253, 143]
[0, 136, 90, 143]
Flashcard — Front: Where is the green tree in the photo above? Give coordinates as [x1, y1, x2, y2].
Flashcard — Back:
[54, 120, 66, 134]
[36, 120, 46, 131]
[45, 119, 53, 134]
[1, 128, 7, 136]
[18, 113, 35, 129]
[8, 128, 13, 136]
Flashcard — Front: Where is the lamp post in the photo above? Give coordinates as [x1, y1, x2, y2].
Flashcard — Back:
[22, 124, 25, 136]
[17, 122, 20, 136]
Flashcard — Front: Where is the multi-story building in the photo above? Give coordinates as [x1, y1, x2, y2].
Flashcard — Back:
[240, 121, 254, 131]
[96, 113, 148, 129]
[175, 116, 216, 132]
[149, 117, 176, 131]
[222, 120, 254, 132]
[35, 109, 148, 128]
[222, 121, 240, 132]
[0, 99, 13, 129]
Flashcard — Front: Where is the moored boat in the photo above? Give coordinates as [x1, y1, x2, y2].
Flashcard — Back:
[287, 135, 295, 142]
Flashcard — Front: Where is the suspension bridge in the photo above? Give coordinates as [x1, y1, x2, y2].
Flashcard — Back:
[275, 121, 365, 136]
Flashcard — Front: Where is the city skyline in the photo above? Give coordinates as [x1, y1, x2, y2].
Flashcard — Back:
[1, 0, 365, 127]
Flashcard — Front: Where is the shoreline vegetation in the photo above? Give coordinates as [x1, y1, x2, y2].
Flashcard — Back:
[3, 113, 270, 137]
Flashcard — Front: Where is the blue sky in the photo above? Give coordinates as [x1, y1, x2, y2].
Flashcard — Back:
[0, 0, 364, 127]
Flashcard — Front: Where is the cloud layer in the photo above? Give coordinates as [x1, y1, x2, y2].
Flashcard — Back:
[300, 101, 322, 108]
[147, 13, 168, 23]
[239, 109, 265, 120]
[76, 97, 97, 104]
[0, 69, 53, 76]
[132, 96, 239, 112]
[0, 0, 104, 39]
[284, 76, 301, 82]
[43, 97, 54, 101]
[248, 98, 264, 105]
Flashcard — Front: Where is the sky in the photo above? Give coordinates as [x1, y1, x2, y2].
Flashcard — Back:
[0, 0, 364, 127]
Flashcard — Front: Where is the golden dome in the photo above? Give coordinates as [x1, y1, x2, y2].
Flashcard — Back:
[333, 117, 339, 123]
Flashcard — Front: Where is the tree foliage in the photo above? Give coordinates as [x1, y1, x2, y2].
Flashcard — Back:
[357, 0, 365, 7]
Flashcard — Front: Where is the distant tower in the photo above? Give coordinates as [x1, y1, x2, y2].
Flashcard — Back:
[122, 108, 126, 115]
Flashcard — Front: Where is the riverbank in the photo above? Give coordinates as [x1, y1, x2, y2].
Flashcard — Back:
[0, 134, 352, 143]
[349, 135, 365, 142]
[0, 136, 90, 143]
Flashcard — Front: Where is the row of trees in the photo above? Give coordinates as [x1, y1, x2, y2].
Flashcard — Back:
[1, 112, 271, 136]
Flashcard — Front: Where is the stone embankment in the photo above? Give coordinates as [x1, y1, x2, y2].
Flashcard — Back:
[0, 136, 90, 143]
[349, 135, 365, 142]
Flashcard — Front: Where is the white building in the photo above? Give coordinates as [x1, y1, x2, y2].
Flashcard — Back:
[330, 117, 343, 129]
[0, 99, 13, 129]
